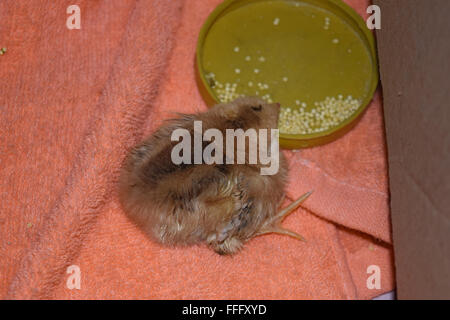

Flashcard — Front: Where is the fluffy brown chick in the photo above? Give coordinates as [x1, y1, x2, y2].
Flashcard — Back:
[119, 97, 311, 255]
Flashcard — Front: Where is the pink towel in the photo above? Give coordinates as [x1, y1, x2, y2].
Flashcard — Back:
[0, 0, 394, 300]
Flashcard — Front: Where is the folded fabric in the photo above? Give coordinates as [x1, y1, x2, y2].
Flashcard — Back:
[0, 0, 394, 299]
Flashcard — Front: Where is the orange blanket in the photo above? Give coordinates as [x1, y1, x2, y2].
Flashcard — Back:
[0, 0, 394, 299]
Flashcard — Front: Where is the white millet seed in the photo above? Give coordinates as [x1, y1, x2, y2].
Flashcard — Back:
[324, 17, 330, 29]
[254, 69, 260, 74]
[278, 94, 361, 135]
[273, 17, 280, 26]
[235, 68, 241, 74]
[212, 80, 242, 103]
[245, 56, 251, 61]
[282, 77, 288, 82]
[258, 56, 266, 62]
[332, 38, 339, 44]
[234, 46, 240, 52]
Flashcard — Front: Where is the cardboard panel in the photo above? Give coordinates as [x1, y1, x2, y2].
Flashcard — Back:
[373, 0, 450, 299]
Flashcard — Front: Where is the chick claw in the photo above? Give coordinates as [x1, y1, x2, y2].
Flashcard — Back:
[256, 191, 313, 242]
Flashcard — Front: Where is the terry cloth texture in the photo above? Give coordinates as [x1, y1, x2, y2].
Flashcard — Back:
[0, 0, 394, 299]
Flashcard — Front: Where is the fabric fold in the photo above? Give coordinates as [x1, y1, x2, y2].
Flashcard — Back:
[286, 92, 391, 244]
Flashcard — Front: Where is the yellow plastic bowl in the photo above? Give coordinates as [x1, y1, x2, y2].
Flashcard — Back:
[196, 0, 379, 149]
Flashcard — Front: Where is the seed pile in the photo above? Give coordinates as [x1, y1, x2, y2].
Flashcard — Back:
[278, 95, 361, 135]
[206, 72, 241, 102]
[203, 15, 361, 135]
[206, 69, 361, 134]
[206, 72, 275, 103]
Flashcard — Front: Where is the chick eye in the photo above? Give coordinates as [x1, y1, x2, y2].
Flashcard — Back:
[251, 105, 262, 111]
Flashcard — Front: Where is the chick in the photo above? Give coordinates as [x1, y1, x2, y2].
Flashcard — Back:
[119, 97, 311, 255]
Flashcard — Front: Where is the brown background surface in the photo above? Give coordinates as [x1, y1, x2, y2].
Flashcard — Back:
[374, 0, 450, 299]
